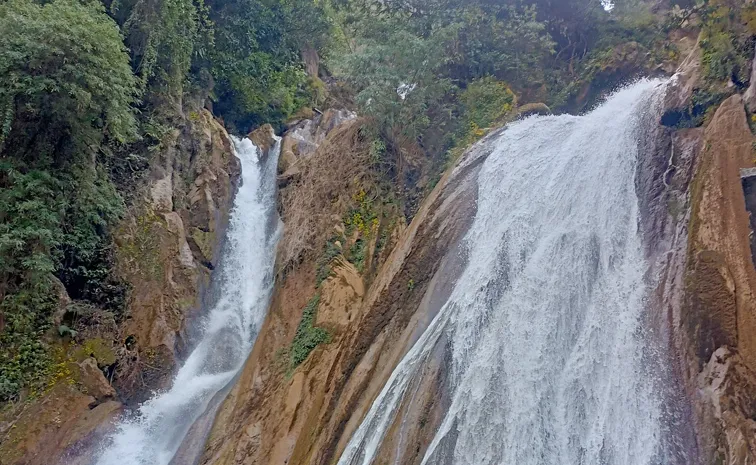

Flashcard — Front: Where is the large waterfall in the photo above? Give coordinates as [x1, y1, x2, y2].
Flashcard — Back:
[93, 136, 282, 465]
[337, 79, 678, 465]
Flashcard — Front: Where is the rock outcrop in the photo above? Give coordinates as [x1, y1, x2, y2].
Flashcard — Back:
[685, 95, 756, 464]
[0, 383, 121, 465]
[113, 108, 240, 404]
[0, 108, 242, 465]
[198, 110, 498, 465]
[639, 37, 756, 464]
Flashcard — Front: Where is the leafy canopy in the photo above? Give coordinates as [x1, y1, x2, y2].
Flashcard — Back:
[0, 0, 138, 156]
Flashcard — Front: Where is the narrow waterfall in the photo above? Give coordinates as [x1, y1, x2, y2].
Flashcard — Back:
[338, 79, 677, 465]
[93, 136, 282, 465]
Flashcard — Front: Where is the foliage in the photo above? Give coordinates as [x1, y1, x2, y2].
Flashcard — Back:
[332, 15, 454, 143]
[328, 0, 664, 185]
[0, 0, 138, 155]
[0, 0, 134, 400]
[459, 78, 516, 130]
[0, 165, 62, 283]
[347, 239, 367, 272]
[115, 0, 210, 106]
[699, 1, 754, 85]
[438, 77, 517, 164]
[344, 190, 378, 236]
[0, 165, 62, 399]
[444, 5, 555, 84]
[315, 238, 343, 287]
[208, 0, 332, 131]
[288, 294, 330, 371]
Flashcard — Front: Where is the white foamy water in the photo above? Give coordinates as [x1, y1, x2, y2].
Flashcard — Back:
[93, 136, 281, 465]
[338, 80, 672, 465]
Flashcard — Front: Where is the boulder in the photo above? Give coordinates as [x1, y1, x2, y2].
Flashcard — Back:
[78, 357, 116, 403]
[516, 102, 551, 118]
[248, 124, 277, 155]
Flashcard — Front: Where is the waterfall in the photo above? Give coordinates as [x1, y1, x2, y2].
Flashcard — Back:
[337, 79, 677, 465]
[93, 136, 282, 465]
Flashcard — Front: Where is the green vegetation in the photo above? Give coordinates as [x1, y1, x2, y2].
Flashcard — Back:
[326, 0, 672, 198]
[0, 0, 753, 404]
[660, 1, 756, 129]
[444, 77, 517, 163]
[287, 294, 330, 372]
[347, 239, 368, 273]
[699, 1, 754, 85]
[0, 0, 331, 401]
[0, 0, 134, 400]
[0, 0, 138, 152]
[315, 238, 343, 287]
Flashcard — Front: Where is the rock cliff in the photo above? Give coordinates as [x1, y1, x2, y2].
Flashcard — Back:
[0, 109, 241, 465]
[640, 39, 756, 464]
[198, 108, 501, 465]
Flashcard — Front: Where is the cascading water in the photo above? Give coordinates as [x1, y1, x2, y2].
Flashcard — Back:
[338, 79, 678, 465]
[93, 136, 281, 465]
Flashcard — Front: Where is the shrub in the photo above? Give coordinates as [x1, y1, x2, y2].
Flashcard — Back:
[288, 294, 330, 372]
[459, 77, 516, 130]
[0, 0, 139, 154]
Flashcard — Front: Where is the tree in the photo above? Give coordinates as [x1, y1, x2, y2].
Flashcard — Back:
[0, 0, 139, 163]
[444, 5, 554, 83]
[207, 0, 332, 132]
[333, 15, 454, 143]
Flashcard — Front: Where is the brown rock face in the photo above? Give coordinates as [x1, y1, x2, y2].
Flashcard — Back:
[687, 95, 756, 370]
[113, 109, 241, 404]
[199, 113, 497, 465]
[682, 95, 756, 464]
[0, 384, 121, 465]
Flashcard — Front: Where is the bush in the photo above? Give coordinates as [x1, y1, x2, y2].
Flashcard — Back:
[459, 77, 516, 130]
[315, 239, 343, 287]
[0, 0, 138, 155]
[288, 294, 330, 372]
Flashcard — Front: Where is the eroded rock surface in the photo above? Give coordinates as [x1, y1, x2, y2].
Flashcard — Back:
[199, 110, 496, 465]
[0, 109, 242, 465]
[642, 44, 756, 464]
[114, 109, 240, 404]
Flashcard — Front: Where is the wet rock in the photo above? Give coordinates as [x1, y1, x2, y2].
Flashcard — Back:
[248, 124, 277, 156]
[516, 102, 550, 118]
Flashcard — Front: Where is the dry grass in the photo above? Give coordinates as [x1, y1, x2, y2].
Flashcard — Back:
[277, 119, 372, 274]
